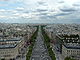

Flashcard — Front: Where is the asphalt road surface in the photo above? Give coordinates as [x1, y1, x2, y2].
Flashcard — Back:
[30, 26, 51, 60]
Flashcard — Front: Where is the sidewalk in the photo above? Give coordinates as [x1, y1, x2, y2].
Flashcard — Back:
[51, 43, 64, 60]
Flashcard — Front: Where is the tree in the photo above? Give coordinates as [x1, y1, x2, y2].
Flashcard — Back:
[1, 58, 5, 60]
[64, 57, 76, 60]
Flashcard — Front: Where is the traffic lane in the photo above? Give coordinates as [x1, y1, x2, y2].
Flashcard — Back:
[30, 26, 51, 60]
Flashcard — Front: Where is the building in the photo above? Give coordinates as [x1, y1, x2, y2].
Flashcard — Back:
[0, 37, 25, 60]
[62, 43, 80, 60]
[61, 34, 80, 60]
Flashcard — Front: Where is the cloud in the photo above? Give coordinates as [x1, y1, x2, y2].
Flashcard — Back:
[0, 0, 9, 1]
[37, 1, 47, 6]
[36, 13, 48, 16]
[16, 7, 25, 11]
[60, 7, 77, 12]
[39, 15, 55, 20]
[0, 15, 18, 19]
[0, 0, 80, 23]
[58, 1, 64, 3]
[47, 15, 55, 18]
[0, 4, 8, 6]
[55, 12, 72, 16]
[0, 15, 6, 18]
[36, 9, 48, 12]
[73, 3, 80, 6]
[0, 9, 6, 12]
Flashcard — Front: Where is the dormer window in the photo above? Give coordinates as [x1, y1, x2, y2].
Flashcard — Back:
[77, 40, 79, 42]
[68, 40, 69, 42]
[77, 38, 78, 39]
[73, 40, 74, 42]
[63, 40, 64, 42]
[72, 38, 74, 39]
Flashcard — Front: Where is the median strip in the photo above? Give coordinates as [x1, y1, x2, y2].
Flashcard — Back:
[26, 26, 38, 60]
[41, 26, 56, 60]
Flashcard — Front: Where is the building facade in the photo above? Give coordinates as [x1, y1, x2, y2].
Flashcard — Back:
[62, 43, 80, 60]
[0, 37, 25, 60]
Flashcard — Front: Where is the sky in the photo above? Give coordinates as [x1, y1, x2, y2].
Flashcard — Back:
[0, 0, 80, 23]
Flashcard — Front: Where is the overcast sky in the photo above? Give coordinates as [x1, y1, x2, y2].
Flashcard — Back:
[0, 0, 80, 23]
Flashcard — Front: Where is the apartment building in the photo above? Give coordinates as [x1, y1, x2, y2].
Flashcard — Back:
[61, 34, 80, 60]
[0, 37, 25, 60]
[62, 43, 80, 60]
